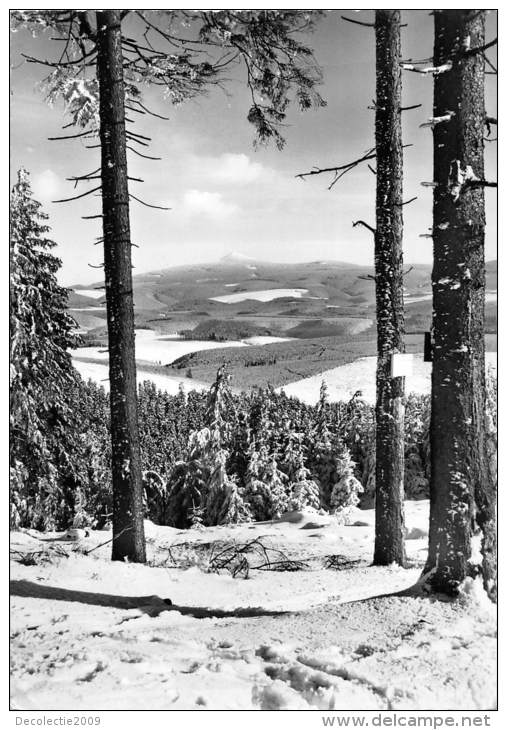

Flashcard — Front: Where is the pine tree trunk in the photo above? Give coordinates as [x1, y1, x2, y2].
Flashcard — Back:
[96, 10, 146, 563]
[373, 10, 406, 567]
[424, 10, 495, 599]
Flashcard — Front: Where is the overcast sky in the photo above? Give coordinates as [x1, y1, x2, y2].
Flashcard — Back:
[10, 10, 497, 286]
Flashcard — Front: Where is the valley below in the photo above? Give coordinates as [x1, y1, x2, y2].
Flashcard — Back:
[69, 255, 497, 398]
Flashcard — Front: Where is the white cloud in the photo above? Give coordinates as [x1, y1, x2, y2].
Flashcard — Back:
[182, 189, 238, 219]
[31, 169, 62, 202]
[212, 153, 264, 184]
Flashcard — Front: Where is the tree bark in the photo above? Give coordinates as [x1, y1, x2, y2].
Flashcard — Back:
[373, 10, 406, 567]
[96, 10, 146, 563]
[424, 10, 495, 599]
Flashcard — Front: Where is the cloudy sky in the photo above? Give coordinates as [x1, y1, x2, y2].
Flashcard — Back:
[10, 10, 497, 285]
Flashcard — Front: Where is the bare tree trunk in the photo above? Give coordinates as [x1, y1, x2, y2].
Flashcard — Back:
[96, 10, 146, 563]
[424, 10, 495, 599]
[373, 10, 406, 567]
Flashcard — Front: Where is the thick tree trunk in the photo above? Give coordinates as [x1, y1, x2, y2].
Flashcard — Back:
[424, 10, 495, 599]
[373, 10, 406, 567]
[96, 10, 146, 563]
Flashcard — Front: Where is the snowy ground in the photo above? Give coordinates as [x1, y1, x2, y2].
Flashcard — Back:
[210, 288, 309, 303]
[74, 328, 249, 365]
[73, 329, 290, 367]
[72, 360, 210, 396]
[10, 501, 496, 711]
[72, 330, 291, 392]
[278, 352, 497, 405]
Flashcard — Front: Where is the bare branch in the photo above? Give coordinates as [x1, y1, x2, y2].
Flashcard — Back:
[297, 147, 376, 184]
[67, 167, 101, 183]
[53, 185, 102, 203]
[397, 196, 418, 207]
[297, 144, 412, 189]
[485, 115, 497, 137]
[126, 129, 152, 142]
[126, 145, 161, 161]
[352, 220, 376, 235]
[401, 103, 422, 111]
[129, 193, 170, 210]
[482, 54, 497, 74]
[465, 37, 497, 57]
[358, 274, 376, 281]
[466, 180, 497, 189]
[129, 99, 170, 120]
[48, 130, 94, 141]
[341, 15, 374, 28]
[401, 61, 452, 75]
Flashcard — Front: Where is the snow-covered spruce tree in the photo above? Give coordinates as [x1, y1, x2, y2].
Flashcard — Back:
[10, 169, 83, 529]
[244, 441, 289, 521]
[287, 451, 320, 512]
[422, 10, 496, 600]
[244, 442, 272, 521]
[166, 428, 211, 529]
[206, 448, 251, 525]
[264, 454, 290, 519]
[404, 393, 431, 500]
[329, 447, 364, 524]
[167, 367, 250, 527]
[308, 381, 337, 508]
[279, 430, 320, 512]
[227, 407, 252, 489]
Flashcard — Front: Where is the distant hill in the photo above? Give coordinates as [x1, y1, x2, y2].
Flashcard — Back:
[68, 256, 497, 337]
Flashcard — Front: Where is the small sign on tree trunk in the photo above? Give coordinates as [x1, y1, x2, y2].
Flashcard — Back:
[390, 353, 413, 378]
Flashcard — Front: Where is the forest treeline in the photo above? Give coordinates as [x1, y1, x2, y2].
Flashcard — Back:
[10, 365, 497, 533]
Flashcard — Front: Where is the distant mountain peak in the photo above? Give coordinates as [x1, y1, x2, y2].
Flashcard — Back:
[220, 251, 256, 264]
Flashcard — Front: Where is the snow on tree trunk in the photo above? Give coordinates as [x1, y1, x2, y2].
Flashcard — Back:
[373, 10, 406, 567]
[96, 10, 146, 563]
[424, 10, 496, 600]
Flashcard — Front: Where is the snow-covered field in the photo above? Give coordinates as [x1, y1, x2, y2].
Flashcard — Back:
[74, 329, 249, 365]
[10, 501, 496, 711]
[74, 329, 291, 368]
[210, 288, 309, 303]
[73, 360, 210, 396]
[279, 352, 497, 405]
[72, 330, 292, 391]
[72, 289, 105, 300]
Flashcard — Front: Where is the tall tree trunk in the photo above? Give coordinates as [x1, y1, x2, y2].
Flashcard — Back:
[373, 10, 406, 567]
[96, 10, 146, 563]
[424, 10, 495, 599]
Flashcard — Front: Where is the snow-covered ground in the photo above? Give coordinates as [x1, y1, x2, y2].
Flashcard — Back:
[210, 288, 309, 303]
[244, 335, 293, 346]
[70, 307, 107, 312]
[74, 329, 249, 365]
[71, 289, 104, 300]
[10, 501, 496, 711]
[278, 352, 497, 405]
[72, 361, 209, 396]
[72, 330, 292, 391]
[73, 329, 291, 368]
[405, 291, 497, 305]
